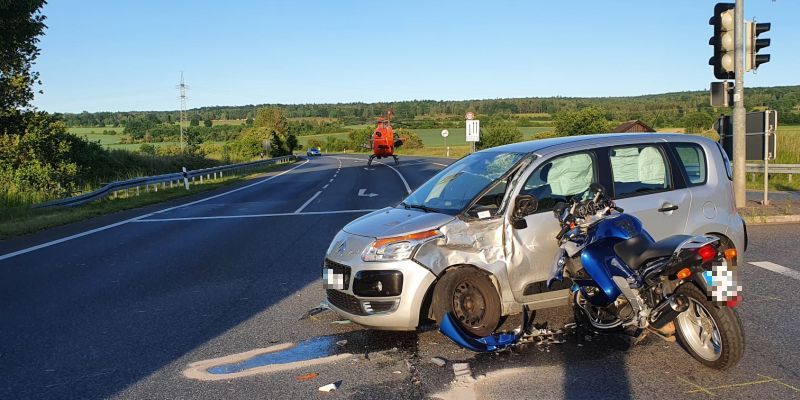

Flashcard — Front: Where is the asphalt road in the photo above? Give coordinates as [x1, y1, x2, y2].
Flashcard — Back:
[1, 154, 799, 399]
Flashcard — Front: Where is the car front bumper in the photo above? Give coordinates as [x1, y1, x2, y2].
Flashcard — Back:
[323, 232, 437, 331]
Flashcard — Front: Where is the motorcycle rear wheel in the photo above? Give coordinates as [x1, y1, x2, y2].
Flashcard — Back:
[674, 283, 744, 370]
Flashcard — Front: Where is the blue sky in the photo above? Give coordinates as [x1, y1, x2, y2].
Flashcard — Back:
[33, 0, 800, 113]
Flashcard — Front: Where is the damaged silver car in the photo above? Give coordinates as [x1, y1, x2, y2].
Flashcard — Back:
[322, 133, 746, 335]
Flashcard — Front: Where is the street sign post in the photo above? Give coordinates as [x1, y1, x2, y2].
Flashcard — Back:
[716, 110, 778, 205]
[441, 129, 449, 157]
[466, 120, 480, 153]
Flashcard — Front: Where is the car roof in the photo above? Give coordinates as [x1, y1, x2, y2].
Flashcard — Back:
[484, 132, 714, 155]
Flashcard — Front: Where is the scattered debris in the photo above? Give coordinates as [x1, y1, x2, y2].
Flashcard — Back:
[452, 363, 471, 378]
[300, 302, 331, 320]
[430, 357, 447, 367]
[295, 373, 319, 382]
[318, 381, 342, 392]
[331, 320, 352, 325]
[336, 340, 347, 347]
[393, 370, 402, 374]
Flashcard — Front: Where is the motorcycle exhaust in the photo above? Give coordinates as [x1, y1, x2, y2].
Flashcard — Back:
[649, 293, 689, 329]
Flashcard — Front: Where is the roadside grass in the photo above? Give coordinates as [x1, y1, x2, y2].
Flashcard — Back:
[0, 161, 295, 240]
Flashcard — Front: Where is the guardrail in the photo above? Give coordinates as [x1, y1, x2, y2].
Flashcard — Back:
[745, 163, 800, 175]
[37, 155, 297, 208]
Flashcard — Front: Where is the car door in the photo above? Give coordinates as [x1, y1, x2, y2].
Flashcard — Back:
[607, 143, 691, 241]
[506, 150, 599, 303]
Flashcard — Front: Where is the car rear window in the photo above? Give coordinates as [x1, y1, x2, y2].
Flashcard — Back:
[673, 143, 707, 186]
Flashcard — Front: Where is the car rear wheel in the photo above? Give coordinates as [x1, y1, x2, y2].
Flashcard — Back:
[432, 267, 502, 337]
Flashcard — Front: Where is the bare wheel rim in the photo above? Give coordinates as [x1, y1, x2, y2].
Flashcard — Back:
[452, 280, 487, 328]
[676, 298, 722, 361]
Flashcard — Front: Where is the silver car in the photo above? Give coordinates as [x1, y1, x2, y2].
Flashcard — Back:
[322, 133, 746, 332]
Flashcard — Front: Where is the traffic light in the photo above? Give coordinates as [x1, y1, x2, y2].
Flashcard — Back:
[709, 3, 736, 80]
[746, 21, 771, 71]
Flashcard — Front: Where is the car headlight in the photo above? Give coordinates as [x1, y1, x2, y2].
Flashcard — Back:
[362, 229, 441, 262]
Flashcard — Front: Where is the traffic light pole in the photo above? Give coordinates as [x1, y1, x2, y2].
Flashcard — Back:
[733, 0, 747, 208]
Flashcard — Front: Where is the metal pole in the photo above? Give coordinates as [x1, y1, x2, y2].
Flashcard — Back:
[763, 129, 769, 205]
[733, 0, 746, 208]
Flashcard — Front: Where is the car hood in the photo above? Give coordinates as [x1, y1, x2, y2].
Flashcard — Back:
[343, 207, 455, 238]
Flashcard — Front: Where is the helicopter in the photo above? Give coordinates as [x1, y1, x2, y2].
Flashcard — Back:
[367, 111, 404, 166]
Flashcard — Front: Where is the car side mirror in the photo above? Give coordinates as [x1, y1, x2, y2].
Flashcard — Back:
[510, 195, 538, 229]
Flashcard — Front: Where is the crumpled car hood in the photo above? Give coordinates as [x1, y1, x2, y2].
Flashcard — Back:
[343, 207, 455, 238]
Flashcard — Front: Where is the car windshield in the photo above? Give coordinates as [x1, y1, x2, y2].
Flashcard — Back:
[401, 151, 525, 215]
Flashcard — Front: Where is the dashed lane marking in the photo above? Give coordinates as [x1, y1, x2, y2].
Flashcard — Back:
[749, 261, 800, 281]
[133, 209, 376, 222]
[0, 159, 310, 262]
[336, 156, 411, 194]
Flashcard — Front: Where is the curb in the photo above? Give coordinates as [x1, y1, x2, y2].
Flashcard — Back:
[742, 214, 800, 225]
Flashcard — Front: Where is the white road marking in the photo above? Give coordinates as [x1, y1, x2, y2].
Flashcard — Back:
[336, 156, 412, 195]
[749, 261, 800, 281]
[135, 209, 376, 222]
[294, 191, 322, 214]
[328, 179, 334, 183]
[0, 159, 311, 262]
[432, 162, 448, 167]
[322, 184, 329, 189]
[357, 189, 378, 197]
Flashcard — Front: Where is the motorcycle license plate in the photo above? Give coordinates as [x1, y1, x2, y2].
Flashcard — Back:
[702, 260, 741, 304]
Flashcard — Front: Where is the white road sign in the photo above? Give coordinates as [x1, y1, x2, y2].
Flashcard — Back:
[466, 120, 480, 142]
[441, 129, 449, 138]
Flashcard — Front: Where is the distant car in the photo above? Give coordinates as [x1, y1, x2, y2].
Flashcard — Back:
[307, 147, 322, 157]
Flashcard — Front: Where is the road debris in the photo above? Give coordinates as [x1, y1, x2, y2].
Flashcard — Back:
[430, 357, 447, 367]
[331, 320, 352, 325]
[295, 373, 319, 382]
[318, 381, 341, 392]
[300, 302, 331, 320]
[452, 363, 471, 379]
[336, 340, 347, 346]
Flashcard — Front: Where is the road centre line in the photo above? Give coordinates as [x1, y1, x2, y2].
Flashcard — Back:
[134, 209, 377, 222]
[323, 184, 329, 189]
[336, 156, 412, 195]
[0, 159, 311, 262]
[749, 261, 800, 281]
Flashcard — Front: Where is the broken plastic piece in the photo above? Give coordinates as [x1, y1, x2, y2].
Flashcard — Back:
[430, 357, 446, 367]
[331, 320, 352, 325]
[318, 381, 341, 392]
[300, 302, 331, 320]
[295, 373, 319, 382]
[336, 340, 347, 346]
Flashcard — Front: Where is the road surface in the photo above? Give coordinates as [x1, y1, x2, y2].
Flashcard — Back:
[1, 154, 799, 399]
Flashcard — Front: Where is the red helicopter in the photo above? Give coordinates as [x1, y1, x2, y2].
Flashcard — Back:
[367, 111, 404, 166]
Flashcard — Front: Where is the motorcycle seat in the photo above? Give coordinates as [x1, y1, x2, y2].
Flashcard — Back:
[614, 234, 693, 269]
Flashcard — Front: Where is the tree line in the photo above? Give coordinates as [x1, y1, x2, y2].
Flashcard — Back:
[59, 85, 800, 130]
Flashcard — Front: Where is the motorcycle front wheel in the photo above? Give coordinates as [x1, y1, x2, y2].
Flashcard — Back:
[674, 283, 744, 370]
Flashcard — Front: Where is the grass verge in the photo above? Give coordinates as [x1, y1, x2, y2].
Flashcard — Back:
[0, 160, 295, 240]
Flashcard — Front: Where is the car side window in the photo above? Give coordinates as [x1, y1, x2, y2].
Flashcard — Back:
[610, 145, 671, 198]
[673, 143, 707, 186]
[522, 152, 596, 213]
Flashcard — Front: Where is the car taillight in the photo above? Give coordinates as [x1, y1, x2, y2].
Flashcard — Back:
[697, 244, 717, 263]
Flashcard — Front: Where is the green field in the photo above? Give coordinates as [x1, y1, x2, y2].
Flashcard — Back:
[67, 126, 124, 135]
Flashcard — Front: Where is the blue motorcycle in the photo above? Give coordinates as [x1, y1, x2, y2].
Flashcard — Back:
[440, 183, 745, 370]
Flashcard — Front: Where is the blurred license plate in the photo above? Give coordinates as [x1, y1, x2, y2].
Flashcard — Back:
[703, 260, 741, 303]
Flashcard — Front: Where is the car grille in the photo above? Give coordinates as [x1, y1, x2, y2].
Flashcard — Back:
[323, 259, 351, 290]
[326, 289, 365, 316]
